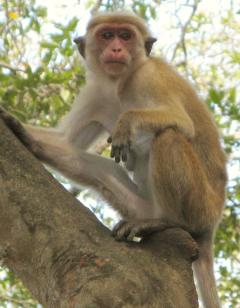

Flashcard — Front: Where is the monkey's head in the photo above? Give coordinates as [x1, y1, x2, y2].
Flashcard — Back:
[74, 12, 157, 78]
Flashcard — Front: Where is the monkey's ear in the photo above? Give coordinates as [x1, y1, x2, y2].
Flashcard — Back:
[74, 36, 85, 58]
[145, 37, 157, 56]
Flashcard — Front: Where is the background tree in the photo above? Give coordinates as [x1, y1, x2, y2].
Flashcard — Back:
[0, 0, 239, 306]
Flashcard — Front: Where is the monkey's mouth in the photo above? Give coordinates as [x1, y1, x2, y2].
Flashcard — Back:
[105, 60, 126, 65]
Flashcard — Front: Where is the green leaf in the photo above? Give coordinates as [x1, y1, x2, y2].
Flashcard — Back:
[66, 18, 78, 32]
[41, 41, 58, 50]
[51, 33, 65, 43]
[36, 6, 47, 18]
[209, 88, 225, 104]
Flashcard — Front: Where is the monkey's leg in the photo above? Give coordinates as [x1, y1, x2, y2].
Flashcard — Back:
[112, 218, 185, 241]
[0, 108, 150, 218]
[148, 128, 221, 308]
[148, 128, 222, 231]
[114, 128, 221, 238]
[40, 145, 151, 219]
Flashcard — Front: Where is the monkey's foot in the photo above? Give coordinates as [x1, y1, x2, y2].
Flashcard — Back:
[112, 219, 176, 242]
[112, 219, 199, 261]
[0, 106, 22, 130]
[0, 106, 28, 141]
[0, 106, 41, 155]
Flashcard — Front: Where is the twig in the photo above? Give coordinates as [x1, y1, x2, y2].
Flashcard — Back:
[0, 295, 35, 307]
[91, 0, 103, 15]
[171, 0, 201, 64]
[0, 61, 25, 73]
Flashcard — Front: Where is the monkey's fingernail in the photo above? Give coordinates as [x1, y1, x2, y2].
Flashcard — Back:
[110, 146, 115, 157]
[121, 146, 128, 162]
[122, 154, 127, 162]
[115, 156, 120, 163]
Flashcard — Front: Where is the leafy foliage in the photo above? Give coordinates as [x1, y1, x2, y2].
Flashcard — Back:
[0, 268, 38, 307]
[0, 0, 239, 307]
[0, 0, 85, 127]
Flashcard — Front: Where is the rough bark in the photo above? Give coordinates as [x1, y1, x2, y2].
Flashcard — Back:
[0, 119, 199, 308]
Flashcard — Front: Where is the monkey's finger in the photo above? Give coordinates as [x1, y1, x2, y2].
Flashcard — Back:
[110, 145, 120, 160]
[112, 220, 127, 237]
[121, 141, 132, 162]
[114, 148, 121, 163]
[110, 146, 115, 158]
[121, 146, 128, 162]
[111, 146, 122, 163]
[112, 220, 131, 241]
[128, 225, 150, 240]
[127, 228, 142, 241]
[115, 225, 131, 241]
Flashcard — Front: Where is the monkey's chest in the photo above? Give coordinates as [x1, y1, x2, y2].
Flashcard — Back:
[124, 132, 152, 171]
[133, 131, 154, 155]
[126, 132, 153, 198]
[132, 153, 151, 198]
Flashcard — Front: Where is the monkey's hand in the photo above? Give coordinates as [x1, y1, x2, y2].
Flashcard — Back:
[107, 116, 133, 163]
[0, 106, 41, 156]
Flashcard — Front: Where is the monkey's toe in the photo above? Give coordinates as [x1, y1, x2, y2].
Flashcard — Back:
[112, 220, 133, 241]
[112, 220, 151, 242]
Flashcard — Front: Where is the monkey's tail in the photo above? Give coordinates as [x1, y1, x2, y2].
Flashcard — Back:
[193, 236, 221, 308]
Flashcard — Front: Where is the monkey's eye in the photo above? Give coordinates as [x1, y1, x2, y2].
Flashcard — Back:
[118, 31, 132, 41]
[102, 31, 114, 40]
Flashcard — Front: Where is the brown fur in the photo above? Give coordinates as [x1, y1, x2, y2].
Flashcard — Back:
[87, 11, 151, 39]
[0, 12, 227, 308]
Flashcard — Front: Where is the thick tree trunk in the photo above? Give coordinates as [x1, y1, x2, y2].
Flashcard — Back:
[0, 119, 199, 308]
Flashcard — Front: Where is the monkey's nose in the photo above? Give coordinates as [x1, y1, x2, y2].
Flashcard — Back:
[112, 48, 122, 53]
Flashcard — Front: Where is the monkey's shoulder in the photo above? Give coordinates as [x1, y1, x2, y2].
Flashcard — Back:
[123, 57, 192, 103]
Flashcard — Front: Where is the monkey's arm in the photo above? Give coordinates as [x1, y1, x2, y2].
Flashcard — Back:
[0, 106, 151, 218]
[109, 105, 194, 162]
[24, 122, 106, 152]
[22, 101, 107, 153]
[1, 88, 108, 155]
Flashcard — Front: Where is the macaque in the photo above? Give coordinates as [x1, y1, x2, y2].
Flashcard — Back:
[0, 11, 227, 308]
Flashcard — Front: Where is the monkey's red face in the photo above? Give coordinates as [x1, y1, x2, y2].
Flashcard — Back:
[94, 24, 139, 76]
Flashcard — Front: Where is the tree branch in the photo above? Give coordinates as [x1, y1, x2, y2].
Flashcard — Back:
[171, 0, 200, 66]
[91, 0, 103, 14]
[0, 119, 199, 307]
[0, 61, 25, 73]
